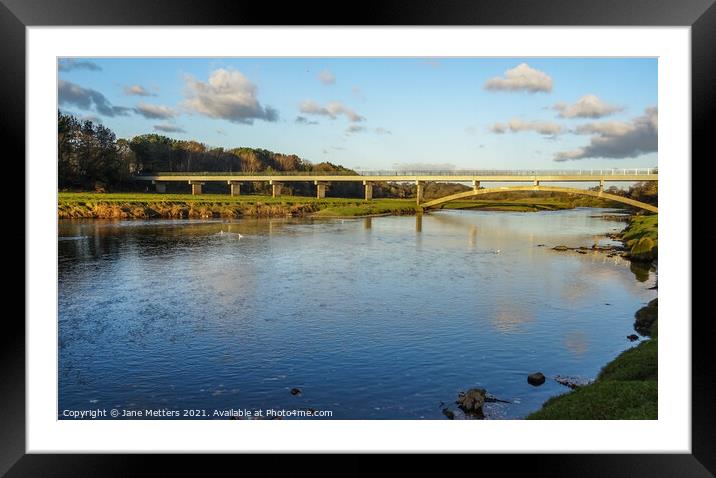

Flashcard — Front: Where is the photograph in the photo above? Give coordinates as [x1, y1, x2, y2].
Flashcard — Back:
[9, 2, 706, 463]
[56, 56, 659, 421]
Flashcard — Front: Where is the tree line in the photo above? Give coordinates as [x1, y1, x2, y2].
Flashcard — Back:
[57, 111, 358, 195]
[58, 111, 657, 203]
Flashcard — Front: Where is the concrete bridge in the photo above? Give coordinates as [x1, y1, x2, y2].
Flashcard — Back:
[134, 168, 658, 213]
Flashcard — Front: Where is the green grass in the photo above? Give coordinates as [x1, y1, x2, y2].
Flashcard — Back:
[57, 191, 639, 219]
[528, 326, 658, 420]
[442, 195, 619, 212]
[526, 380, 657, 420]
[621, 214, 658, 244]
[597, 338, 658, 382]
[620, 215, 658, 261]
[58, 192, 419, 218]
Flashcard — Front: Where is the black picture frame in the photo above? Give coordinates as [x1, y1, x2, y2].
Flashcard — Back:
[6, 0, 711, 472]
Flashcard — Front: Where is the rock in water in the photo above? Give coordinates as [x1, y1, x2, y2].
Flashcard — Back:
[634, 298, 658, 336]
[554, 375, 594, 389]
[627, 334, 640, 342]
[552, 245, 569, 251]
[442, 408, 455, 420]
[456, 388, 486, 418]
[290, 388, 301, 396]
[527, 372, 546, 386]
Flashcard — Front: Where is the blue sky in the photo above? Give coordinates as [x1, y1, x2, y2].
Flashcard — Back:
[58, 57, 657, 170]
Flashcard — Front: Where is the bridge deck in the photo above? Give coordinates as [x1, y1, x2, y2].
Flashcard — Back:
[135, 174, 657, 183]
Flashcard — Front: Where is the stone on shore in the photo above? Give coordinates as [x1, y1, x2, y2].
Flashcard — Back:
[554, 375, 594, 389]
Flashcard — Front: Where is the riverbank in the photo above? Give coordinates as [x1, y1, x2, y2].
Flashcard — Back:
[528, 215, 658, 420]
[58, 192, 624, 219]
[527, 302, 657, 419]
[58, 192, 418, 219]
[618, 214, 658, 261]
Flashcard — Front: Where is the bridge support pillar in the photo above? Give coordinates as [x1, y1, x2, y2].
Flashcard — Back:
[416, 181, 425, 204]
[533, 179, 540, 187]
[599, 179, 605, 192]
[270, 181, 283, 198]
[472, 180, 480, 191]
[153, 181, 166, 193]
[228, 181, 241, 196]
[363, 181, 373, 201]
[189, 181, 204, 195]
[314, 181, 328, 199]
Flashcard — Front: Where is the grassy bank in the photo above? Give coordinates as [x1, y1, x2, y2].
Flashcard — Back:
[529, 214, 658, 420]
[58, 192, 419, 219]
[528, 300, 658, 420]
[619, 214, 658, 261]
[442, 195, 615, 212]
[58, 192, 619, 219]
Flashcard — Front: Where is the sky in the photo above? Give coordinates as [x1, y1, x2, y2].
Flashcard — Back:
[58, 57, 657, 171]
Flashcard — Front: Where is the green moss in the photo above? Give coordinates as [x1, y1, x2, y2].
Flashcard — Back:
[620, 215, 658, 261]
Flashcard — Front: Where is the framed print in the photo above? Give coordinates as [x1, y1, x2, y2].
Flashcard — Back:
[7, 0, 712, 472]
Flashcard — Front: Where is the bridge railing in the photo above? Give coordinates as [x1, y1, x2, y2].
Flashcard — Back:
[135, 167, 658, 177]
[354, 168, 658, 176]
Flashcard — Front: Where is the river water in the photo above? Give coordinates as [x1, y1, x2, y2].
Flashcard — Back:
[58, 208, 656, 419]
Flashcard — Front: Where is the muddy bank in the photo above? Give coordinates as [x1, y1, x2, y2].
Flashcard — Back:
[58, 201, 324, 219]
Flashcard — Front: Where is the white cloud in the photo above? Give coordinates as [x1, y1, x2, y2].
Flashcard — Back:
[182, 68, 278, 124]
[554, 94, 623, 118]
[58, 80, 131, 117]
[318, 70, 336, 85]
[555, 107, 657, 161]
[134, 102, 177, 119]
[123, 84, 154, 97]
[484, 63, 553, 93]
[375, 127, 392, 135]
[299, 100, 364, 122]
[154, 123, 185, 133]
[490, 118, 563, 136]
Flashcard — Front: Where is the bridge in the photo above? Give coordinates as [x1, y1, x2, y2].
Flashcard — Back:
[133, 168, 658, 213]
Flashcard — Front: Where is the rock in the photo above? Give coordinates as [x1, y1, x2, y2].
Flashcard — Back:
[554, 375, 594, 389]
[290, 387, 302, 396]
[527, 372, 546, 386]
[456, 388, 486, 418]
[634, 298, 658, 336]
[577, 250, 588, 254]
[442, 408, 455, 420]
[627, 334, 639, 342]
[485, 393, 511, 404]
[552, 245, 570, 251]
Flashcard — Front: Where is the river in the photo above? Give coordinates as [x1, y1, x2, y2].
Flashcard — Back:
[58, 208, 657, 419]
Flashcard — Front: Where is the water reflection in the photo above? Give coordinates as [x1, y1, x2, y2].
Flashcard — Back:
[58, 208, 656, 419]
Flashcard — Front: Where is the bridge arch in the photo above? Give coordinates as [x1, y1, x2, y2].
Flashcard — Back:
[419, 185, 658, 213]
